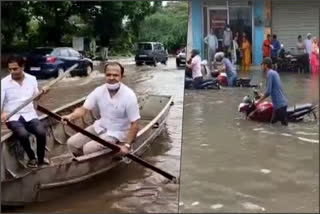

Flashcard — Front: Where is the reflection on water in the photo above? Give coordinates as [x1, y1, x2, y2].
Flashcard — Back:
[179, 71, 319, 213]
[2, 58, 183, 213]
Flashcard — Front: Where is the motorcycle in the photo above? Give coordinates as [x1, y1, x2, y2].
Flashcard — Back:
[238, 90, 317, 122]
[185, 59, 220, 89]
[185, 59, 257, 89]
[210, 61, 257, 87]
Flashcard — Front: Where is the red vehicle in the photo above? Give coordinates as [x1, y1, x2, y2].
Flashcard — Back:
[202, 61, 253, 87]
[238, 91, 317, 122]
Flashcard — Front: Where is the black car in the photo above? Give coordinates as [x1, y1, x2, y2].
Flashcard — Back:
[176, 47, 186, 67]
[135, 42, 168, 66]
[25, 47, 93, 79]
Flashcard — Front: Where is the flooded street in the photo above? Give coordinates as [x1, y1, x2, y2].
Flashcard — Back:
[179, 70, 319, 212]
[2, 57, 183, 213]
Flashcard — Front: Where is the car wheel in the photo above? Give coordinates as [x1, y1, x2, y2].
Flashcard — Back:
[162, 59, 167, 65]
[86, 65, 93, 76]
[136, 61, 143, 66]
[153, 58, 157, 67]
[57, 67, 65, 77]
[164, 57, 168, 65]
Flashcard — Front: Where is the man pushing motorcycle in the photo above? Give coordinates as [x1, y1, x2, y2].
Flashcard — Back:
[255, 57, 288, 126]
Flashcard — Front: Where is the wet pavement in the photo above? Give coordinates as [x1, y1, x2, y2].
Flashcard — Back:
[179, 70, 319, 213]
[2, 57, 183, 213]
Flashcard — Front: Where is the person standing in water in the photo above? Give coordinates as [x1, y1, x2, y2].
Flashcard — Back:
[255, 57, 288, 126]
[215, 52, 238, 87]
[186, 49, 203, 89]
[203, 28, 219, 71]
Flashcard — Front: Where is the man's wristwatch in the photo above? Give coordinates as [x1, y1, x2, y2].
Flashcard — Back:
[124, 143, 131, 149]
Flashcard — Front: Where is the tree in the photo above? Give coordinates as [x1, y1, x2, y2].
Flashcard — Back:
[1, 1, 154, 55]
[29, 1, 76, 46]
[75, 2, 152, 46]
[138, 1, 188, 53]
[152, 1, 163, 13]
[1, 2, 30, 50]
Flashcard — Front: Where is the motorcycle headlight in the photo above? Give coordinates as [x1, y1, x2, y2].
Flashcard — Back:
[238, 103, 249, 112]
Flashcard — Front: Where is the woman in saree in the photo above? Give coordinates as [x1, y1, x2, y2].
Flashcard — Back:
[310, 37, 319, 74]
[241, 36, 251, 73]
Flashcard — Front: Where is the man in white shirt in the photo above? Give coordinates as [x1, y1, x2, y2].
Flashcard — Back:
[223, 25, 233, 60]
[304, 33, 312, 57]
[203, 28, 219, 70]
[62, 62, 140, 157]
[1, 55, 48, 168]
[304, 33, 313, 72]
[186, 49, 203, 89]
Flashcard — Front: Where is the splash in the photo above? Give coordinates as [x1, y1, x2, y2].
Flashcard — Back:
[210, 204, 224, 209]
[296, 131, 318, 136]
[260, 169, 271, 174]
[191, 201, 200, 206]
[297, 137, 319, 144]
[242, 202, 266, 211]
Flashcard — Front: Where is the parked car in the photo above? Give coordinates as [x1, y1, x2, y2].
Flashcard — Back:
[176, 47, 186, 67]
[135, 42, 168, 66]
[24, 47, 93, 79]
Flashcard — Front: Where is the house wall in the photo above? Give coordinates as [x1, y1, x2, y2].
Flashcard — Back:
[191, 1, 204, 58]
[253, 0, 264, 65]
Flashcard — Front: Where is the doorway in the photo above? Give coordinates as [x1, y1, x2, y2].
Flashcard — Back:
[206, 6, 253, 65]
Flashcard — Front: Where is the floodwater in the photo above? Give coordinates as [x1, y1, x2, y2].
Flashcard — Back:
[179, 69, 319, 213]
[2, 57, 183, 213]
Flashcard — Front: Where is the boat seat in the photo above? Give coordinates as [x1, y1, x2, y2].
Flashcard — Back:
[5, 166, 32, 179]
[50, 153, 74, 165]
[287, 103, 313, 114]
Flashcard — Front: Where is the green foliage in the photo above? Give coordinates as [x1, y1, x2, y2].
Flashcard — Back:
[29, 1, 76, 46]
[1, 1, 187, 56]
[1, 2, 31, 50]
[138, 1, 188, 53]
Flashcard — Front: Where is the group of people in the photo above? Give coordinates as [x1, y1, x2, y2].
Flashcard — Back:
[1, 55, 140, 168]
[303, 34, 319, 74]
[203, 25, 252, 72]
[263, 33, 319, 74]
[186, 48, 237, 88]
[186, 50, 288, 126]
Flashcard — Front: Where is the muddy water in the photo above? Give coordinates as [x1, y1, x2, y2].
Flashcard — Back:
[179, 70, 319, 213]
[2, 58, 183, 213]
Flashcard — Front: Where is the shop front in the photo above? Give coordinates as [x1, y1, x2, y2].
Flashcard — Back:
[189, 0, 319, 65]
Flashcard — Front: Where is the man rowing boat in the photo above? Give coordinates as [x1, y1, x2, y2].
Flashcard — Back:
[1, 55, 49, 168]
[62, 62, 141, 157]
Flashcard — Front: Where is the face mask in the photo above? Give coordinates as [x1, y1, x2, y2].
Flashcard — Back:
[106, 82, 120, 90]
[227, 28, 230, 31]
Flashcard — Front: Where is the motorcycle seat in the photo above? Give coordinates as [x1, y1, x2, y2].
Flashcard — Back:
[287, 103, 313, 114]
[236, 78, 251, 87]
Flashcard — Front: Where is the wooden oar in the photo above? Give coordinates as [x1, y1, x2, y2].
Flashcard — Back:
[37, 104, 177, 182]
[5, 64, 79, 121]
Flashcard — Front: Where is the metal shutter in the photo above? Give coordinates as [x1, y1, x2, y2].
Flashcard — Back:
[272, 0, 320, 51]
[203, 0, 252, 7]
[203, 0, 226, 7]
[228, 0, 252, 7]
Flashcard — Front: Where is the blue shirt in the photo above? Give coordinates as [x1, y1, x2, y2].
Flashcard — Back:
[271, 40, 280, 58]
[222, 58, 237, 77]
[264, 69, 288, 109]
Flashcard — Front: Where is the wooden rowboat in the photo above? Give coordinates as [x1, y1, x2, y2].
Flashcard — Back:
[1, 94, 173, 205]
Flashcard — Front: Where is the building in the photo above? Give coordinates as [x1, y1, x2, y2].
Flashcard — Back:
[188, 0, 320, 65]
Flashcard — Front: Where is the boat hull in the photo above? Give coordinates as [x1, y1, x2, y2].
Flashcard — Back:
[1, 95, 173, 205]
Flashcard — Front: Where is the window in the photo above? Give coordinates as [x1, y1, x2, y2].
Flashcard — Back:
[138, 43, 152, 50]
[58, 49, 70, 57]
[68, 49, 81, 58]
[155, 44, 163, 50]
[31, 48, 53, 56]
